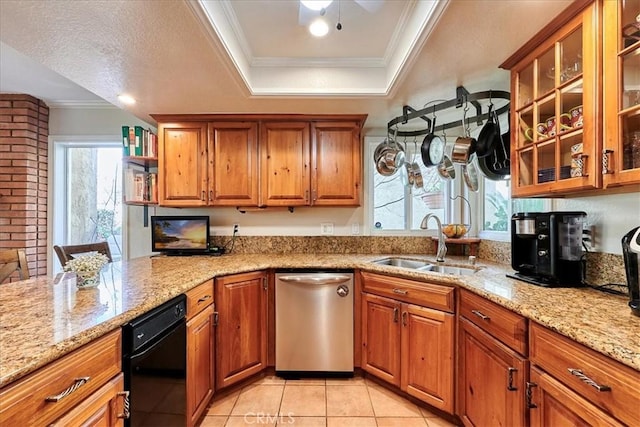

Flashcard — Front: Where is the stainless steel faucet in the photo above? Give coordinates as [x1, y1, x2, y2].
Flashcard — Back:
[420, 213, 447, 262]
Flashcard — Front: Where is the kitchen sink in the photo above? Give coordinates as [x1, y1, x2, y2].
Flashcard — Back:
[372, 257, 478, 276]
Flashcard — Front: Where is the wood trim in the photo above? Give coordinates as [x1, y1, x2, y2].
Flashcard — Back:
[151, 113, 368, 127]
[500, 0, 594, 69]
[353, 270, 362, 368]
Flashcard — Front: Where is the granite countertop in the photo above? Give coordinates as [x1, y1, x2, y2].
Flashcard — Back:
[1, 253, 638, 388]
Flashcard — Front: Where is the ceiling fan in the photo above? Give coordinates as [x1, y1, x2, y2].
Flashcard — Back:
[298, 0, 384, 32]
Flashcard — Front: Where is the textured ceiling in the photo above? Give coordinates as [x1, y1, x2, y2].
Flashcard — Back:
[0, 0, 572, 133]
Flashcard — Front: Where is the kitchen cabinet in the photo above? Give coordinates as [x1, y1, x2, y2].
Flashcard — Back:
[209, 121, 259, 206]
[360, 272, 454, 413]
[457, 289, 529, 427]
[50, 374, 126, 427]
[0, 330, 124, 426]
[603, 0, 640, 187]
[502, 0, 601, 197]
[152, 114, 366, 208]
[260, 121, 311, 206]
[529, 322, 640, 426]
[311, 121, 361, 205]
[185, 280, 215, 427]
[215, 270, 268, 390]
[157, 121, 208, 206]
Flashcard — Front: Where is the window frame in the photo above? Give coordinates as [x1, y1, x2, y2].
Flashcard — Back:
[49, 135, 127, 274]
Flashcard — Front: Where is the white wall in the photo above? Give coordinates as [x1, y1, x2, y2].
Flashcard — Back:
[48, 108, 640, 260]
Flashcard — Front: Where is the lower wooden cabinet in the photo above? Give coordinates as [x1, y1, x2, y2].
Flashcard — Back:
[186, 304, 215, 426]
[215, 271, 268, 389]
[50, 373, 126, 427]
[457, 317, 528, 427]
[528, 367, 623, 427]
[361, 292, 454, 413]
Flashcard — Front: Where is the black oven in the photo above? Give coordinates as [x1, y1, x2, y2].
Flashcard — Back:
[122, 294, 187, 427]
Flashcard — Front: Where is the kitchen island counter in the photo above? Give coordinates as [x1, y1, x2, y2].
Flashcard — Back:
[1, 253, 638, 388]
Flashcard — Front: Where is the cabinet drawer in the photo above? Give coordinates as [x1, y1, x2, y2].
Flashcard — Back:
[361, 272, 454, 313]
[459, 289, 527, 355]
[186, 279, 214, 319]
[0, 329, 122, 426]
[530, 323, 640, 427]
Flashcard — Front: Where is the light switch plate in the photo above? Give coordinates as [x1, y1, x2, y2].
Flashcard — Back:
[320, 222, 334, 235]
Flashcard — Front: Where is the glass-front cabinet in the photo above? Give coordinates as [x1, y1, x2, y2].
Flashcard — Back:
[604, 0, 640, 187]
[508, 1, 600, 197]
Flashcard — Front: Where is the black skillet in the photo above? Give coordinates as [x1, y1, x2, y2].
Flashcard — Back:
[476, 104, 500, 159]
[478, 130, 511, 180]
[420, 116, 444, 167]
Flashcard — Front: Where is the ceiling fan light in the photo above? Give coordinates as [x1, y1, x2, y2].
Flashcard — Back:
[309, 18, 329, 37]
[300, 0, 333, 11]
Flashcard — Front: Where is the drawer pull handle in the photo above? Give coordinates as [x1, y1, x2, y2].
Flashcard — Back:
[45, 377, 91, 402]
[567, 368, 611, 392]
[393, 307, 399, 323]
[402, 311, 408, 326]
[392, 288, 408, 295]
[507, 367, 517, 391]
[526, 381, 538, 408]
[198, 295, 212, 303]
[117, 391, 130, 419]
[471, 310, 490, 320]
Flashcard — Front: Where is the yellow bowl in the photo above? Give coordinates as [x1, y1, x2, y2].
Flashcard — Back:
[442, 224, 468, 238]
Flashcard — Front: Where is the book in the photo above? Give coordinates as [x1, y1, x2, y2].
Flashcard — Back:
[121, 126, 130, 156]
[129, 127, 136, 156]
[134, 126, 144, 156]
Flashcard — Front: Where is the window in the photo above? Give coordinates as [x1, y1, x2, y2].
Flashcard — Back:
[369, 138, 449, 233]
[52, 139, 124, 271]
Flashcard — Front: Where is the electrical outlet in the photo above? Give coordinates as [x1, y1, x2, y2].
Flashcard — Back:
[351, 222, 360, 235]
[320, 222, 334, 235]
[233, 223, 239, 234]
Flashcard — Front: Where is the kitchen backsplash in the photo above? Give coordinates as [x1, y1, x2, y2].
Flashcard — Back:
[212, 236, 626, 287]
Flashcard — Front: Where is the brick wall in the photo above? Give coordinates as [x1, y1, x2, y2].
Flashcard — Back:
[0, 94, 49, 280]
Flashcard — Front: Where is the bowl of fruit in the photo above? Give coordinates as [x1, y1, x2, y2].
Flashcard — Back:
[442, 223, 469, 239]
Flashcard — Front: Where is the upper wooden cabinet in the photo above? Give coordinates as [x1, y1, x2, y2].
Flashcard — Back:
[158, 121, 209, 206]
[603, 0, 640, 187]
[152, 114, 366, 208]
[209, 122, 259, 206]
[502, 0, 601, 197]
[260, 121, 311, 206]
[311, 121, 361, 205]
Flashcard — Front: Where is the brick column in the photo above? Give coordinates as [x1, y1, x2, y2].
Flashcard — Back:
[0, 94, 49, 279]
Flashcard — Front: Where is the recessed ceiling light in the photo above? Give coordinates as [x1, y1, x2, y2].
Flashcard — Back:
[301, 0, 333, 11]
[118, 94, 136, 105]
[309, 18, 329, 37]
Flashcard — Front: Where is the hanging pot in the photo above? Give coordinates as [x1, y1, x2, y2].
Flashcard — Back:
[475, 104, 501, 158]
[478, 130, 511, 180]
[451, 136, 476, 164]
[462, 153, 480, 192]
[421, 117, 445, 167]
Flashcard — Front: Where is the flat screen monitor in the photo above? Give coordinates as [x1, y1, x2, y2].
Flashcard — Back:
[151, 215, 210, 255]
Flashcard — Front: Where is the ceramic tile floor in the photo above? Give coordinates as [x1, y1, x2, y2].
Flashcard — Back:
[197, 376, 458, 427]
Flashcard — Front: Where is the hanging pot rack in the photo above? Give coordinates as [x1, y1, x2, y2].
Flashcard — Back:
[387, 86, 510, 138]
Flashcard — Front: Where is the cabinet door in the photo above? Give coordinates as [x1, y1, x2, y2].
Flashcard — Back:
[457, 318, 528, 427]
[187, 305, 214, 427]
[401, 304, 454, 413]
[361, 293, 401, 386]
[260, 121, 310, 206]
[158, 122, 208, 206]
[50, 373, 125, 427]
[311, 121, 361, 206]
[529, 367, 623, 427]
[215, 271, 268, 390]
[603, 0, 640, 187]
[209, 122, 259, 206]
[509, 2, 600, 197]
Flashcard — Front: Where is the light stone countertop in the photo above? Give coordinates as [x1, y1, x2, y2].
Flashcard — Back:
[1, 253, 638, 388]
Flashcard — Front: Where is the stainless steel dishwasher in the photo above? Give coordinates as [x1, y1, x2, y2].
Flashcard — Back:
[275, 270, 354, 376]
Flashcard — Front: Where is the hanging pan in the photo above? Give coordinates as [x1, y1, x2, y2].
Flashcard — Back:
[421, 114, 445, 167]
[475, 103, 501, 158]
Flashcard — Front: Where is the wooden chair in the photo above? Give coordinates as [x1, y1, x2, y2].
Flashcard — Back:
[53, 242, 113, 268]
[0, 249, 30, 283]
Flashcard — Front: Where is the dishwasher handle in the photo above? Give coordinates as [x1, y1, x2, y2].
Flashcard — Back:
[277, 275, 352, 286]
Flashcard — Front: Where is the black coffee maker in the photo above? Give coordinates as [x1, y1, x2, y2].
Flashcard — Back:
[510, 211, 587, 287]
[622, 226, 640, 317]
